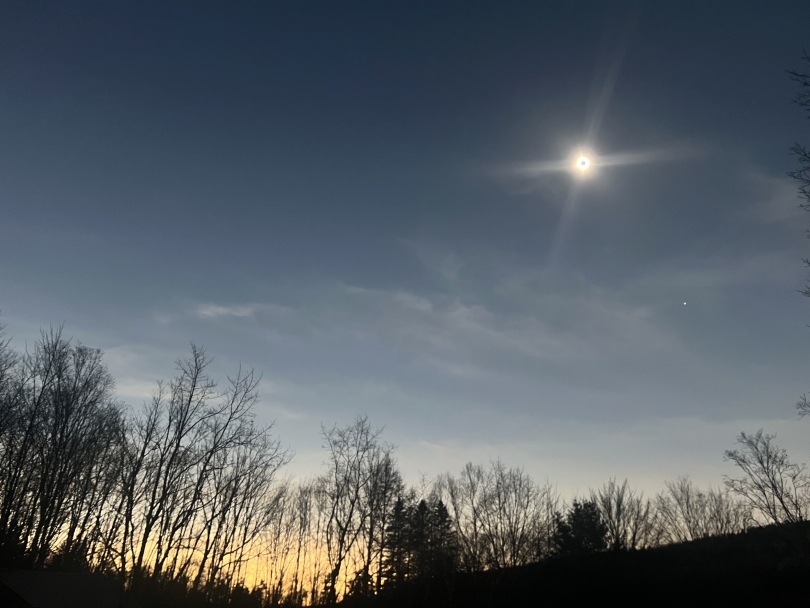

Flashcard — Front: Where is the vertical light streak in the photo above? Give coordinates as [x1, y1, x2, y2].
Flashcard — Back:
[545, 184, 581, 271]
[546, 8, 638, 268]
[584, 8, 639, 145]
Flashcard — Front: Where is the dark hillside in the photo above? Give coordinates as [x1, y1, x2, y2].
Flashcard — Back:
[341, 522, 810, 607]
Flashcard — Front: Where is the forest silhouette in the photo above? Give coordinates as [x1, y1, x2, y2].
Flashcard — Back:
[1, 323, 810, 607]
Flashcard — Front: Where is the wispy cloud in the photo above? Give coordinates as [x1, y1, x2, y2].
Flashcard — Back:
[192, 303, 264, 319]
[630, 251, 798, 294]
[742, 173, 804, 224]
[332, 277, 683, 390]
[395, 414, 809, 498]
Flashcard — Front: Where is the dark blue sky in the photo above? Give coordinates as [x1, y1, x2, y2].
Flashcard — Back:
[1, 2, 809, 492]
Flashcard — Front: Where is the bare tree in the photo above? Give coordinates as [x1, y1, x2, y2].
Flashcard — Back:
[128, 346, 219, 580]
[0, 320, 19, 443]
[318, 416, 381, 603]
[64, 343, 291, 602]
[478, 460, 538, 568]
[591, 479, 658, 551]
[438, 463, 487, 573]
[355, 448, 402, 596]
[57, 402, 123, 567]
[704, 483, 751, 536]
[0, 327, 296, 604]
[788, 53, 810, 297]
[657, 476, 749, 543]
[531, 481, 561, 561]
[259, 480, 318, 606]
[0, 327, 124, 568]
[439, 461, 559, 570]
[724, 430, 808, 524]
[0, 322, 26, 562]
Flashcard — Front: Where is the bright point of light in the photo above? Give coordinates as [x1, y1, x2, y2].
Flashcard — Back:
[576, 156, 591, 171]
[683, 302, 686, 305]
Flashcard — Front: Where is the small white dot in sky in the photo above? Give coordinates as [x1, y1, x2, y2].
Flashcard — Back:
[683, 302, 686, 305]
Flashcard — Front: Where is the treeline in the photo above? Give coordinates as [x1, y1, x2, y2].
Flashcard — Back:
[0, 326, 289, 602]
[0, 324, 807, 606]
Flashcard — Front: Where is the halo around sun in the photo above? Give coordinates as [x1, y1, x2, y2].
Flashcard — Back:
[570, 149, 596, 177]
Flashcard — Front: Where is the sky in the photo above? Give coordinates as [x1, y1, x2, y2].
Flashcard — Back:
[1, 1, 810, 496]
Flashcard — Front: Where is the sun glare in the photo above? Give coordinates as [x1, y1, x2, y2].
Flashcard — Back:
[575, 155, 591, 171]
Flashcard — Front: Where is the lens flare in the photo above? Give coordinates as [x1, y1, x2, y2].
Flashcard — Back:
[576, 156, 590, 171]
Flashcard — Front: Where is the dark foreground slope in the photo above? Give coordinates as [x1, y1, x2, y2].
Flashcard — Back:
[342, 522, 810, 607]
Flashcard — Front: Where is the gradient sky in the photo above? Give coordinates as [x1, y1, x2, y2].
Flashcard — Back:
[2, 2, 810, 496]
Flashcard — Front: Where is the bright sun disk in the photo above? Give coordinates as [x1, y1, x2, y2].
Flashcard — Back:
[576, 156, 590, 171]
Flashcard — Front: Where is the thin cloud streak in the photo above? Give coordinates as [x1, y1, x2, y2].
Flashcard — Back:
[191, 303, 295, 320]
[194, 303, 263, 319]
[505, 159, 572, 177]
[504, 144, 700, 180]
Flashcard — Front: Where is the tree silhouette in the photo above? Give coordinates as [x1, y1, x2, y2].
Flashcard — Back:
[789, 53, 810, 297]
[429, 500, 458, 577]
[381, 497, 410, 589]
[439, 461, 560, 570]
[379, 496, 458, 589]
[0, 327, 123, 569]
[319, 416, 383, 603]
[724, 431, 808, 524]
[591, 479, 659, 551]
[552, 500, 607, 556]
[6, 319, 808, 607]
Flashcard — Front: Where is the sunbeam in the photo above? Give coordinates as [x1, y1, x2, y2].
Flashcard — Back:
[542, 8, 639, 267]
[584, 8, 639, 144]
[509, 145, 695, 182]
[545, 184, 582, 271]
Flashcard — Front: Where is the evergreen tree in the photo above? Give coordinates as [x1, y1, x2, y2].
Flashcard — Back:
[381, 496, 459, 589]
[428, 500, 458, 576]
[552, 500, 607, 556]
[410, 500, 431, 577]
[381, 497, 410, 588]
